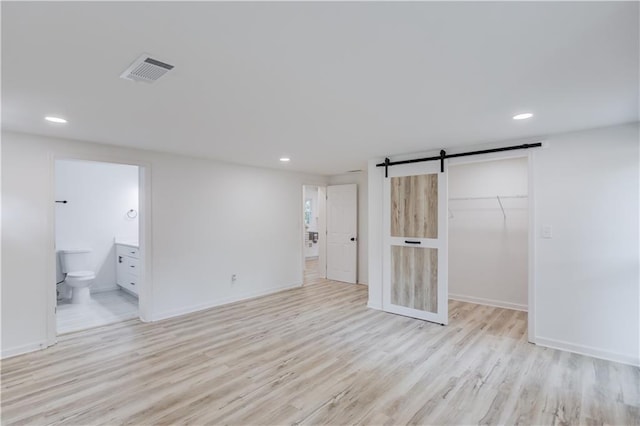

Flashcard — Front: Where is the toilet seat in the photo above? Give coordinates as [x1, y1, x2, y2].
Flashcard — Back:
[66, 271, 96, 280]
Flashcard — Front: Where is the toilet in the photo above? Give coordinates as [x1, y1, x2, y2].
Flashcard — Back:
[60, 249, 96, 304]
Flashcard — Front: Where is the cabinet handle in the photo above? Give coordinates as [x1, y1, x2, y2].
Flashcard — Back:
[405, 240, 421, 244]
[130, 282, 136, 286]
[130, 251, 136, 254]
[118, 256, 123, 263]
[129, 265, 135, 268]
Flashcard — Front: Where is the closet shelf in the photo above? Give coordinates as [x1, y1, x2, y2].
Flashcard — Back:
[448, 194, 527, 201]
[448, 194, 527, 219]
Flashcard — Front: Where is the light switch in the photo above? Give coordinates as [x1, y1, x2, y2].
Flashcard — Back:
[542, 225, 553, 239]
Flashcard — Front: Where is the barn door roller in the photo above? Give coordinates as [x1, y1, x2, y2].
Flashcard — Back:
[377, 142, 542, 176]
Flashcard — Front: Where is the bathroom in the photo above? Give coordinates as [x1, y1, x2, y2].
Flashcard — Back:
[55, 159, 140, 334]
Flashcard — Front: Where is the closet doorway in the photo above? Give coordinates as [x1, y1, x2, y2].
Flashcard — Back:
[448, 155, 531, 336]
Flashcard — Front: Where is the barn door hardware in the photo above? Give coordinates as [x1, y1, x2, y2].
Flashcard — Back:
[376, 142, 542, 176]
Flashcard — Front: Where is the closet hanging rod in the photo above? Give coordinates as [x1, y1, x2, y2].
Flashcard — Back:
[448, 195, 527, 201]
[376, 142, 542, 177]
[496, 196, 506, 219]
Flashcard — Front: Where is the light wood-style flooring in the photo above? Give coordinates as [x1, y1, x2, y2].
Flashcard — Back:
[2, 280, 639, 425]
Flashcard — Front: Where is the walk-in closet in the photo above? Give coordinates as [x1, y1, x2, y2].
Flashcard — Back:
[448, 156, 529, 312]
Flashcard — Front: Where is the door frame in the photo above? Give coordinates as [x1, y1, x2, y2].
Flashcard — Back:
[447, 150, 536, 343]
[47, 154, 152, 347]
[301, 184, 327, 284]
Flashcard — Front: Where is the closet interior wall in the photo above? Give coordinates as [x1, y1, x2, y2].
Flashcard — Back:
[448, 157, 528, 311]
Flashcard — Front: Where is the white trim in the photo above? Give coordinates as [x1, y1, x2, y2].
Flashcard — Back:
[367, 158, 385, 311]
[138, 163, 153, 323]
[367, 301, 382, 310]
[527, 151, 536, 343]
[317, 186, 327, 280]
[1, 340, 48, 359]
[46, 153, 57, 348]
[535, 336, 640, 367]
[90, 285, 121, 294]
[449, 293, 527, 312]
[150, 282, 302, 322]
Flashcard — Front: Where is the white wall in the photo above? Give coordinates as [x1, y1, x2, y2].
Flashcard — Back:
[55, 160, 139, 292]
[328, 171, 368, 285]
[303, 185, 319, 258]
[368, 123, 639, 366]
[533, 124, 639, 365]
[1, 131, 327, 357]
[448, 157, 528, 310]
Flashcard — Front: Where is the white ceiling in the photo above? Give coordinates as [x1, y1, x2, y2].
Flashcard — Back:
[2, 2, 638, 175]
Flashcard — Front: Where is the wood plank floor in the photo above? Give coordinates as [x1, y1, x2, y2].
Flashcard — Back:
[2, 280, 638, 425]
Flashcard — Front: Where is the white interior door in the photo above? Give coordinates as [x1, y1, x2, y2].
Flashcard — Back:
[326, 184, 357, 283]
[382, 162, 448, 324]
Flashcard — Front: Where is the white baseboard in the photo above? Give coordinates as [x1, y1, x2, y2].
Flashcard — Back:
[449, 293, 528, 312]
[535, 336, 639, 367]
[367, 301, 382, 310]
[151, 282, 303, 322]
[1, 340, 48, 359]
[91, 285, 120, 294]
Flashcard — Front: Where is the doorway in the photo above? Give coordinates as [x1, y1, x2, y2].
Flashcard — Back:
[54, 159, 141, 334]
[448, 155, 530, 333]
[302, 185, 325, 284]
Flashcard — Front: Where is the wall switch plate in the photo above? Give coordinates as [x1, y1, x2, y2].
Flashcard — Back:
[542, 225, 553, 239]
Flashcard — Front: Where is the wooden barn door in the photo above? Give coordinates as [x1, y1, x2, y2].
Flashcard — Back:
[382, 162, 448, 325]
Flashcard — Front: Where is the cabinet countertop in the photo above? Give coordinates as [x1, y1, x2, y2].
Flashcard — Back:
[115, 241, 139, 249]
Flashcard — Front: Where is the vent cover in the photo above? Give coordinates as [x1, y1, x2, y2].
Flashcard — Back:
[120, 54, 174, 83]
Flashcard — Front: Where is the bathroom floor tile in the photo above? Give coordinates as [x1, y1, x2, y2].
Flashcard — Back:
[57, 289, 138, 334]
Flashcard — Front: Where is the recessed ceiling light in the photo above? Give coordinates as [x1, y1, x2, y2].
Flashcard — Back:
[279, 157, 291, 162]
[513, 113, 533, 120]
[45, 116, 67, 124]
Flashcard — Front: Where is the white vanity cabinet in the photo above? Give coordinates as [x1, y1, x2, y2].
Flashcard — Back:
[116, 243, 139, 296]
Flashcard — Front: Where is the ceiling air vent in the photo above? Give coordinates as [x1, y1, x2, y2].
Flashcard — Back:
[120, 54, 174, 83]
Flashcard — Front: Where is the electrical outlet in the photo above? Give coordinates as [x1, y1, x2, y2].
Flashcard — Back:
[542, 225, 553, 239]
[231, 274, 237, 282]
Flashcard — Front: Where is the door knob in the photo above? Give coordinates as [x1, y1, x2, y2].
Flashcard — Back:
[350, 237, 356, 241]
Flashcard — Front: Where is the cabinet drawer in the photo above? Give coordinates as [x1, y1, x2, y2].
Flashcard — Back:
[125, 257, 140, 276]
[119, 275, 139, 295]
[116, 245, 139, 259]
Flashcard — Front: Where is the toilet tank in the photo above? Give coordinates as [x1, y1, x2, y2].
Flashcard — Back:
[60, 249, 92, 273]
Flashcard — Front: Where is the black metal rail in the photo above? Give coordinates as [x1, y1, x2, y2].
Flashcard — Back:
[376, 142, 542, 177]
